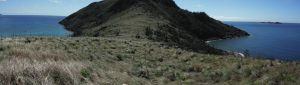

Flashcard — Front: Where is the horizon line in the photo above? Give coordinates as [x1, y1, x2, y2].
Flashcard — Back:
[1, 14, 299, 24]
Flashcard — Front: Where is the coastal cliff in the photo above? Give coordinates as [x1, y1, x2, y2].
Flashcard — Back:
[60, 0, 249, 54]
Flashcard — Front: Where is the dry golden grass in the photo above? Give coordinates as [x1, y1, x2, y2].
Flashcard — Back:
[0, 58, 88, 85]
[0, 38, 89, 85]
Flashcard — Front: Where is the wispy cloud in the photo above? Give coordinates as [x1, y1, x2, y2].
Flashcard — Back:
[213, 15, 262, 22]
[0, 0, 7, 2]
[49, 0, 62, 3]
[213, 16, 243, 20]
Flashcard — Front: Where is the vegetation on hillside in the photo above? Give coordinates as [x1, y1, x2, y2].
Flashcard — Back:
[0, 37, 299, 85]
[60, 0, 249, 54]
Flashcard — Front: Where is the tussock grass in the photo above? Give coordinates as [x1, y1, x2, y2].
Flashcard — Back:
[0, 37, 299, 85]
[0, 58, 88, 85]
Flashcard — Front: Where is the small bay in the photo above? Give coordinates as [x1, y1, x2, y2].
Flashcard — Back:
[209, 22, 300, 61]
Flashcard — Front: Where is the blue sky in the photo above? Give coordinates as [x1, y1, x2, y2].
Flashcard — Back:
[0, 0, 299, 23]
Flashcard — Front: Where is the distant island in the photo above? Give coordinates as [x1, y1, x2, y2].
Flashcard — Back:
[260, 22, 283, 24]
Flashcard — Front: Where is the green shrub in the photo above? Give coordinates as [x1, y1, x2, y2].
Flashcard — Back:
[80, 68, 91, 78]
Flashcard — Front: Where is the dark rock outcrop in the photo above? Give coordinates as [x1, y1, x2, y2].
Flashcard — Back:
[60, 0, 249, 54]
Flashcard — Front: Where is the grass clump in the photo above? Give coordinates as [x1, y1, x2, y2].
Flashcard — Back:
[80, 68, 91, 78]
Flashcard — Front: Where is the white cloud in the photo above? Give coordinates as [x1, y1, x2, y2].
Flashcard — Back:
[0, 0, 7, 2]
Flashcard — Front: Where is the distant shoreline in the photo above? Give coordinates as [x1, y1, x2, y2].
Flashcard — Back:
[259, 22, 282, 24]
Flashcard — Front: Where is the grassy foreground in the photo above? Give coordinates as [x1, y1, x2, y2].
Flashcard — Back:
[0, 37, 299, 85]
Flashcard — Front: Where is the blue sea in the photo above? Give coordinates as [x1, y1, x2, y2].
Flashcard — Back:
[209, 22, 300, 61]
[0, 15, 71, 37]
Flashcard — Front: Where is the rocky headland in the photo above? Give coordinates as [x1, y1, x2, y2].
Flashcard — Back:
[60, 0, 249, 54]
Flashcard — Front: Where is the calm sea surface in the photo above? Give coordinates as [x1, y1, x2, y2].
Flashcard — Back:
[0, 15, 71, 37]
[209, 22, 300, 61]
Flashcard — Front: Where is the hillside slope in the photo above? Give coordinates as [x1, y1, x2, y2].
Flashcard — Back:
[0, 37, 299, 85]
[60, 0, 249, 54]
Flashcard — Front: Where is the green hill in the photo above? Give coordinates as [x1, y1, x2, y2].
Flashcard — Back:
[60, 0, 249, 54]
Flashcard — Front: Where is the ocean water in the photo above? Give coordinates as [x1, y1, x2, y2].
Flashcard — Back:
[0, 15, 71, 37]
[209, 22, 300, 61]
